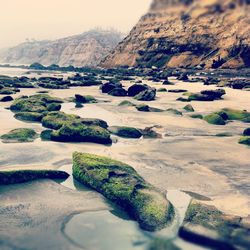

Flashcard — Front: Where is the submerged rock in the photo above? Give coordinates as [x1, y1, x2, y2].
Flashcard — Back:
[0, 128, 38, 143]
[108, 126, 142, 138]
[72, 152, 174, 231]
[0, 170, 69, 185]
[179, 200, 250, 250]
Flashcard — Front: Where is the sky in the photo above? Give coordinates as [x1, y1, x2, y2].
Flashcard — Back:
[0, 0, 152, 49]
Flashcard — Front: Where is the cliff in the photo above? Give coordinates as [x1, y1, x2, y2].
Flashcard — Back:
[0, 30, 122, 67]
[101, 0, 250, 69]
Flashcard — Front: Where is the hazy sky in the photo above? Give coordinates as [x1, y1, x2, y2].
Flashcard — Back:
[0, 0, 152, 49]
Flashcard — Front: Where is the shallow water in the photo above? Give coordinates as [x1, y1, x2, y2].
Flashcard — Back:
[0, 68, 250, 249]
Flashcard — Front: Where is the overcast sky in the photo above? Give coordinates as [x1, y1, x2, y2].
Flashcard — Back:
[0, 0, 152, 49]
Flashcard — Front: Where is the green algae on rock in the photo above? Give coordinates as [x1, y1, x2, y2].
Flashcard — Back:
[239, 136, 250, 146]
[183, 104, 194, 112]
[108, 126, 142, 139]
[10, 94, 63, 113]
[72, 152, 174, 231]
[179, 200, 250, 250]
[118, 100, 136, 107]
[203, 114, 226, 125]
[0, 128, 38, 143]
[44, 122, 111, 145]
[0, 170, 69, 185]
[14, 112, 44, 122]
[220, 108, 250, 123]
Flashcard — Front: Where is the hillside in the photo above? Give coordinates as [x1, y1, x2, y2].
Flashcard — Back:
[0, 29, 122, 67]
[101, 0, 250, 69]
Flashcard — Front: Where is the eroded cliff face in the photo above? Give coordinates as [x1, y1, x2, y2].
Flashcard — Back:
[0, 30, 122, 67]
[101, 0, 250, 69]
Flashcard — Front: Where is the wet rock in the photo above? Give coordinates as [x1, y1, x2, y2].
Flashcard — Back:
[136, 104, 162, 112]
[0, 170, 69, 185]
[108, 87, 127, 97]
[75, 94, 97, 103]
[168, 89, 188, 93]
[72, 152, 174, 231]
[128, 84, 149, 97]
[179, 200, 250, 250]
[183, 104, 194, 112]
[47, 121, 111, 145]
[101, 81, 122, 93]
[14, 112, 44, 122]
[0, 128, 38, 143]
[200, 89, 226, 100]
[108, 126, 142, 138]
[134, 88, 156, 101]
[204, 114, 226, 125]
[0, 95, 13, 102]
[243, 128, 250, 136]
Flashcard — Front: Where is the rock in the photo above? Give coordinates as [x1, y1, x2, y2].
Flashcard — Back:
[101, 82, 122, 93]
[72, 152, 174, 231]
[200, 89, 226, 100]
[48, 122, 111, 145]
[128, 84, 148, 97]
[10, 94, 63, 113]
[220, 108, 250, 123]
[75, 94, 97, 103]
[141, 127, 162, 139]
[204, 114, 226, 125]
[239, 136, 250, 146]
[162, 79, 174, 85]
[42, 112, 81, 130]
[118, 100, 135, 107]
[0, 95, 13, 102]
[168, 89, 187, 93]
[0, 170, 69, 185]
[179, 200, 250, 250]
[14, 112, 44, 122]
[81, 118, 108, 129]
[190, 114, 203, 119]
[108, 126, 142, 138]
[148, 239, 181, 250]
[187, 93, 216, 102]
[136, 104, 162, 112]
[157, 88, 167, 92]
[183, 104, 194, 112]
[75, 102, 83, 108]
[177, 73, 189, 81]
[229, 79, 250, 90]
[108, 87, 127, 97]
[243, 128, 250, 136]
[47, 103, 61, 112]
[166, 108, 183, 116]
[134, 88, 156, 101]
[0, 128, 38, 143]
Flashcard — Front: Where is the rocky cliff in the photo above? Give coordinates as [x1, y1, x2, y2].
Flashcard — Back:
[0, 30, 122, 67]
[101, 0, 250, 69]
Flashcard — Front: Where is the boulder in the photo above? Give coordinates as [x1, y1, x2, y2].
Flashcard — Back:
[108, 87, 127, 97]
[128, 84, 148, 97]
[0, 95, 13, 102]
[108, 126, 142, 138]
[72, 152, 174, 231]
[101, 82, 122, 93]
[243, 128, 250, 136]
[204, 114, 226, 125]
[0, 128, 38, 143]
[75, 94, 97, 103]
[134, 88, 156, 101]
[200, 89, 226, 100]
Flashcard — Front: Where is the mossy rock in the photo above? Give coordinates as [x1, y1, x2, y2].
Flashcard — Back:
[0, 128, 38, 143]
[239, 136, 250, 146]
[147, 238, 181, 250]
[118, 100, 135, 107]
[14, 112, 44, 122]
[0, 170, 69, 185]
[190, 114, 203, 119]
[108, 126, 142, 138]
[49, 122, 111, 145]
[136, 104, 163, 112]
[221, 108, 250, 123]
[42, 111, 80, 130]
[157, 88, 167, 92]
[75, 94, 97, 104]
[183, 104, 194, 112]
[10, 94, 63, 113]
[0, 88, 18, 95]
[204, 114, 226, 125]
[72, 152, 174, 231]
[166, 108, 183, 116]
[180, 200, 250, 249]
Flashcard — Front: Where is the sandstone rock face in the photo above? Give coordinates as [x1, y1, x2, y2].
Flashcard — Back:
[101, 0, 250, 69]
[0, 30, 122, 67]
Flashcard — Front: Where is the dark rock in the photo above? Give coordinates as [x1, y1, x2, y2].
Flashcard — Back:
[108, 87, 127, 97]
[200, 89, 226, 100]
[0, 95, 13, 102]
[128, 84, 148, 97]
[243, 128, 250, 136]
[168, 89, 188, 93]
[101, 81, 122, 93]
[108, 126, 142, 138]
[134, 88, 156, 101]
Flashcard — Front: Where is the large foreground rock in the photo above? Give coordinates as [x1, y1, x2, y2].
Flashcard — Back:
[72, 152, 174, 231]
